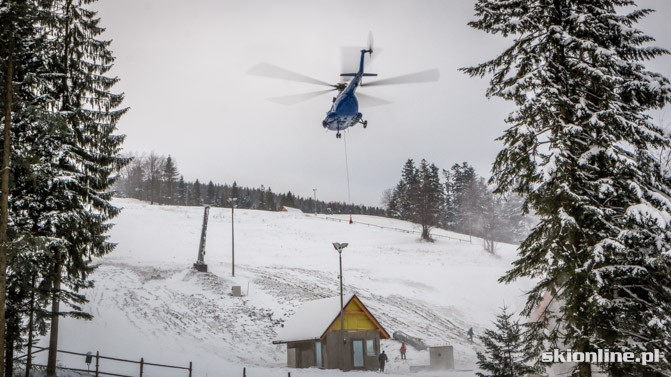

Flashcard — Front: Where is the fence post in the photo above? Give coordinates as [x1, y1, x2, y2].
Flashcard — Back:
[189, 361, 192, 377]
[140, 357, 144, 377]
[95, 351, 100, 377]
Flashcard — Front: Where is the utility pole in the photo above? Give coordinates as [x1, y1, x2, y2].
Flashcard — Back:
[332, 242, 348, 371]
[228, 197, 237, 277]
[313, 188, 317, 214]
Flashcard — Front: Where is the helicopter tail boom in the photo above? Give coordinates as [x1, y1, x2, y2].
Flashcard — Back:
[340, 73, 378, 77]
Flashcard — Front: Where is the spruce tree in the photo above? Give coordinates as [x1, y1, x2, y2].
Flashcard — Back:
[399, 159, 419, 219]
[386, 182, 404, 218]
[231, 181, 240, 200]
[177, 175, 187, 205]
[126, 160, 145, 200]
[476, 306, 537, 377]
[464, 1, 671, 376]
[257, 186, 267, 210]
[266, 188, 276, 211]
[162, 156, 179, 204]
[0, 0, 57, 372]
[191, 179, 203, 206]
[43, 0, 128, 374]
[206, 180, 215, 205]
[442, 169, 457, 228]
[450, 163, 480, 234]
[414, 159, 444, 241]
[282, 191, 296, 208]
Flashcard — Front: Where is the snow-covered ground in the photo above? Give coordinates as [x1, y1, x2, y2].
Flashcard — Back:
[32, 198, 533, 377]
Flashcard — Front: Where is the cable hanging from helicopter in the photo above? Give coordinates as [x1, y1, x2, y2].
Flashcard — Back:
[248, 32, 440, 139]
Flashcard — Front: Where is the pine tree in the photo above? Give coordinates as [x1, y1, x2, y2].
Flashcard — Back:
[480, 191, 504, 254]
[464, 1, 671, 376]
[282, 191, 296, 208]
[257, 185, 267, 210]
[399, 159, 419, 219]
[42, 1, 128, 374]
[5, 239, 52, 376]
[190, 179, 203, 206]
[206, 180, 215, 205]
[231, 181, 240, 200]
[162, 156, 179, 204]
[442, 169, 457, 228]
[476, 306, 537, 377]
[126, 158, 146, 200]
[266, 188, 276, 211]
[386, 183, 403, 218]
[414, 160, 444, 241]
[177, 176, 187, 205]
[449, 162, 481, 234]
[0, 0, 57, 371]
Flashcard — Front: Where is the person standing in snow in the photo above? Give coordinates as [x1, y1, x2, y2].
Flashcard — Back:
[400, 343, 407, 359]
[467, 327, 474, 342]
[378, 350, 388, 372]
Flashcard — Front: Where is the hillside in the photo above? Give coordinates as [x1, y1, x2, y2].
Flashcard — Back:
[33, 198, 533, 377]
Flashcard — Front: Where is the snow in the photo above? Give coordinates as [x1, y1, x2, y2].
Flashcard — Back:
[275, 294, 354, 343]
[31, 198, 534, 377]
[626, 202, 671, 228]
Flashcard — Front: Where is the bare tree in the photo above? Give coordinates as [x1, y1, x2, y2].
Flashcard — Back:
[144, 152, 165, 205]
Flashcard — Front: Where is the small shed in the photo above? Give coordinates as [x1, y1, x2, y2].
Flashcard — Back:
[429, 346, 454, 369]
[280, 206, 303, 213]
[274, 294, 390, 371]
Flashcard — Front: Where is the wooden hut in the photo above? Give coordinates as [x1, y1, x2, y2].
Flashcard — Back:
[273, 294, 390, 371]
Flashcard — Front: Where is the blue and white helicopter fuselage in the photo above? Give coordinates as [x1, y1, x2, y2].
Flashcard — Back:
[249, 34, 440, 139]
[322, 50, 372, 138]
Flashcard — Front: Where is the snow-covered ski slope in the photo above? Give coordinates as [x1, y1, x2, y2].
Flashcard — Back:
[35, 198, 533, 377]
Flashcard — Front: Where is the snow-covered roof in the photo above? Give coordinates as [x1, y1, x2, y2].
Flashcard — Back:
[275, 294, 355, 343]
[280, 206, 303, 213]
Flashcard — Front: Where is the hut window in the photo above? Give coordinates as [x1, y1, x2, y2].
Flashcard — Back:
[366, 339, 376, 356]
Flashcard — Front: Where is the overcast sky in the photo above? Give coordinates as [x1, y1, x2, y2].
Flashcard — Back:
[92, 1, 671, 207]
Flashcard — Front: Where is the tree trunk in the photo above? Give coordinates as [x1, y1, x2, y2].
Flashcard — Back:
[421, 225, 431, 241]
[25, 274, 35, 377]
[4, 322, 14, 377]
[0, 24, 16, 377]
[577, 339, 592, 377]
[46, 250, 61, 377]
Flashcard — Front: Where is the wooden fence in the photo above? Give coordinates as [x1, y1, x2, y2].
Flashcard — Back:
[16, 347, 192, 377]
[316, 214, 473, 243]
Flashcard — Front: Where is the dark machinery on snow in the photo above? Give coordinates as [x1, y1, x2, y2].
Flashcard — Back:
[193, 206, 210, 272]
[393, 330, 427, 351]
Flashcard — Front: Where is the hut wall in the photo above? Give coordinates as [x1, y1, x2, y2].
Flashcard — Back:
[325, 330, 381, 371]
[286, 340, 316, 368]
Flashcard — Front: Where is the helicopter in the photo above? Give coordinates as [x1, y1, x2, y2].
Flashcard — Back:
[248, 34, 440, 138]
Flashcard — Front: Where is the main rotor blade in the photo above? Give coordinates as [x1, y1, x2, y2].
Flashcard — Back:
[248, 62, 336, 88]
[363, 69, 440, 87]
[357, 92, 392, 108]
[267, 89, 335, 106]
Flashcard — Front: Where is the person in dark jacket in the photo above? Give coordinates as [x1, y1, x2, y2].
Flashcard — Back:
[400, 343, 407, 359]
[378, 350, 389, 372]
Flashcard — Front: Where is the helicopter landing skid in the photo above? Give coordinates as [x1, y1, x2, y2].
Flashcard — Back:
[358, 119, 368, 129]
